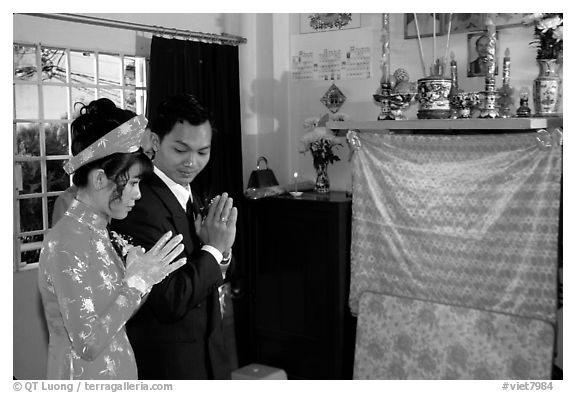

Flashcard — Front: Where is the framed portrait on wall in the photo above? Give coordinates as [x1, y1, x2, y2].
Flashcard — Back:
[299, 13, 361, 34]
[404, 13, 443, 39]
[467, 31, 499, 77]
[447, 13, 485, 34]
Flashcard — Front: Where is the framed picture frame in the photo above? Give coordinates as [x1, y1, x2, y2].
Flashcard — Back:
[446, 13, 485, 35]
[494, 13, 530, 29]
[404, 13, 444, 39]
[299, 13, 361, 34]
[467, 31, 499, 78]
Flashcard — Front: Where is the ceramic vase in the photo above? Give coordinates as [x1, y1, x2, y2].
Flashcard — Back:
[533, 59, 562, 117]
[416, 76, 452, 119]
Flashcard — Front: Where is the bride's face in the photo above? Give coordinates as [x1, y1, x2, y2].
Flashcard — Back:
[108, 163, 143, 220]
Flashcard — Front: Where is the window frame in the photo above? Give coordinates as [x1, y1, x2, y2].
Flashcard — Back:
[13, 42, 148, 271]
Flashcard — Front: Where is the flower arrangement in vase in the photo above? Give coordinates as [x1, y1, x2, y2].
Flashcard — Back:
[299, 116, 343, 193]
[523, 13, 563, 116]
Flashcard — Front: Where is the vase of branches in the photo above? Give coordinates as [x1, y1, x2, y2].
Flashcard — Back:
[525, 13, 563, 117]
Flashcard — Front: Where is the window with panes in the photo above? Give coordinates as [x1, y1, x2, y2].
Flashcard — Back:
[13, 43, 147, 270]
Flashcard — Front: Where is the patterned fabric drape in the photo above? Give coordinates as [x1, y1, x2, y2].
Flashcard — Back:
[353, 291, 555, 379]
[349, 133, 562, 323]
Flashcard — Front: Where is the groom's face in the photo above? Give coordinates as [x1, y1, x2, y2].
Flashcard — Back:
[152, 120, 212, 187]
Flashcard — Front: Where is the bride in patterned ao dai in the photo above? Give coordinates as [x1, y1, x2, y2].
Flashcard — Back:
[37, 99, 186, 379]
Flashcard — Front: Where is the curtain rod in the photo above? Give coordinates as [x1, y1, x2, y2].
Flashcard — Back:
[21, 13, 247, 46]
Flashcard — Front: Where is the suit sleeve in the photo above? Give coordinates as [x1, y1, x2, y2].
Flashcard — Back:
[112, 201, 224, 323]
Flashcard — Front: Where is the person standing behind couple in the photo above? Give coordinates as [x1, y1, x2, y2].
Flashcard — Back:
[111, 94, 237, 379]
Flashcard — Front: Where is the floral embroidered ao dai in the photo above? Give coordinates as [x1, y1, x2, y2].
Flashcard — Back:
[38, 199, 142, 379]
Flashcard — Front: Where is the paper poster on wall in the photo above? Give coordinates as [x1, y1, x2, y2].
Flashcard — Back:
[291, 28, 372, 82]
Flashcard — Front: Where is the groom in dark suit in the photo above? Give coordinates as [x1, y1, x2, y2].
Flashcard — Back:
[111, 94, 237, 379]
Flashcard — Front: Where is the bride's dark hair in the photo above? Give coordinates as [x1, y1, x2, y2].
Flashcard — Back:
[70, 98, 152, 201]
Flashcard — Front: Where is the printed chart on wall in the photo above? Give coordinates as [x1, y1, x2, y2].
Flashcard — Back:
[291, 28, 372, 82]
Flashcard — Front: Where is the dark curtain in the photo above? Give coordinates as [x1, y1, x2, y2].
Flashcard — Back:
[147, 36, 250, 366]
[147, 36, 243, 201]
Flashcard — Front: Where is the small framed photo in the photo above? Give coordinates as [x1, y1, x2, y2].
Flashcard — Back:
[404, 13, 443, 39]
[299, 13, 361, 34]
[467, 31, 499, 77]
[447, 13, 485, 35]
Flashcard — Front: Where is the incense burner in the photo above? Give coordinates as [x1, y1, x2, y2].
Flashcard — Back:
[417, 76, 452, 119]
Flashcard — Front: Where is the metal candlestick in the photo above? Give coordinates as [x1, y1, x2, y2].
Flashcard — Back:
[479, 76, 500, 118]
[498, 49, 513, 118]
[373, 82, 394, 120]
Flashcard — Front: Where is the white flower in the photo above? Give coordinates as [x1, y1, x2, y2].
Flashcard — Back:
[537, 15, 562, 33]
[329, 112, 350, 122]
[303, 117, 320, 131]
[553, 25, 563, 41]
[300, 126, 337, 152]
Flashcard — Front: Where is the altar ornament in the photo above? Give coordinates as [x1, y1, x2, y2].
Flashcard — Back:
[479, 14, 501, 119]
[448, 52, 460, 119]
[417, 74, 452, 119]
[388, 68, 418, 120]
[320, 83, 347, 114]
[413, 13, 453, 119]
[381, 13, 391, 83]
[450, 92, 481, 119]
[496, 48, 515, 118]
[524, 13, 563, 116]
[374, 14, 394, 120]
[373, 81, 394, 120]
[516, 87, 532, 118]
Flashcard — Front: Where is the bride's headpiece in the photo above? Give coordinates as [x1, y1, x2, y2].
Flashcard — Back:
[63, 115, 148, 175]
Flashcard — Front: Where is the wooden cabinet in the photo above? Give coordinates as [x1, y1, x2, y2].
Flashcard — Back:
[244, 191, 355, 379]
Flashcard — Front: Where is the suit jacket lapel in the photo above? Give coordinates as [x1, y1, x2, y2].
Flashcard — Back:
[146, 173, 194, 252]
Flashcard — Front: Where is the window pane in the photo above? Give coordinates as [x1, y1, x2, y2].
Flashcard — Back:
[135, 89, 147, 114]
[21, 234, 43, 264]
[18, 161, 42, 195]
[134, 58, 147, 88]
[70, 50, 95, 85]
[124, 90, 137, 112]
[21, 249, 41, 265]
[14, 84, 39, 119]
[124, 57, 136, 87]
[19, 198, 43, 232]
[41, 47, 67, 83]
[71, 86, 95, 116]
[14, 44, 37, 81]
[100, 89, 122, 107]
[43, 85, 69, 120]
[47, 159, 69, 192]
[45, 123, 69, 156]
[16, 123, 40, 157]
[48, 195, 58, 228]
[99, 54, 122, 86]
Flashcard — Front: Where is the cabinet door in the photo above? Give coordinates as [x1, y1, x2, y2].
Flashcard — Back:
[247, 194, 352, 379]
